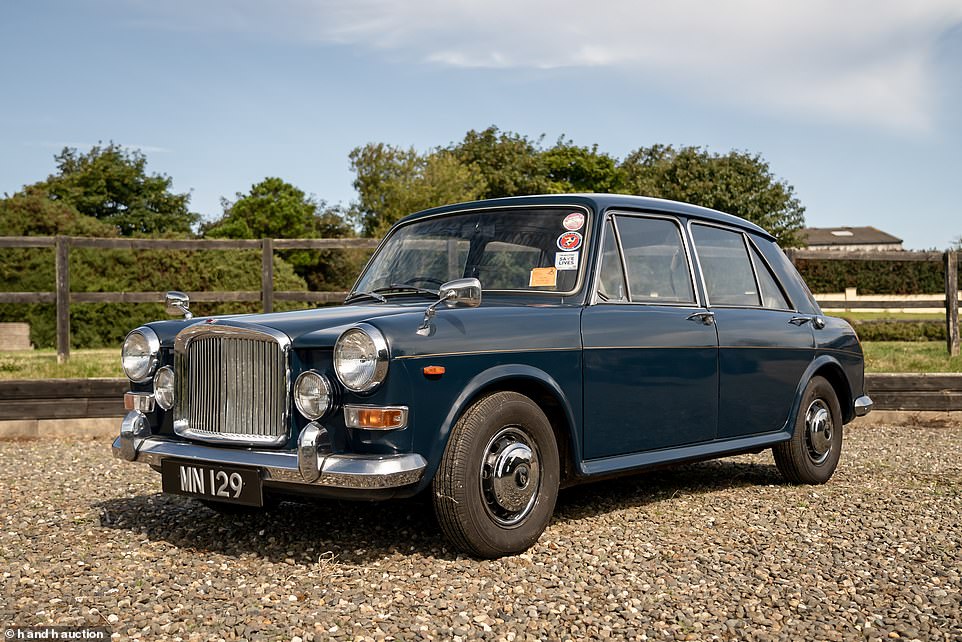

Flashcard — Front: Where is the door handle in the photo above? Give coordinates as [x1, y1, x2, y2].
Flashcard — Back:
[686, 311, 715, 326]
[790, 315, 825, 329]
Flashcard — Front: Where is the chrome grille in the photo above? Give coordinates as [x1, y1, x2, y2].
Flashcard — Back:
[173, 324, 290, 446]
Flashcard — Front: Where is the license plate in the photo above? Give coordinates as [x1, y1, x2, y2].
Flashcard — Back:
[161, 460, 263, 507]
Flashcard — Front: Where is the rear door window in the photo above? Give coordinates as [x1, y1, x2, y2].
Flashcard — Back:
[691, 224, 760, 307]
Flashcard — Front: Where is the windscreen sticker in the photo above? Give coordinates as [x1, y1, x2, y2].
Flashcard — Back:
[562, 212, 585, 231]
[529, 267, 558, 287]
[557, 231, 583, 251]
[555, 251, 579, 271]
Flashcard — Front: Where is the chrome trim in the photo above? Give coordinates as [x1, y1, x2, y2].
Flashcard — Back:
[344, 404, 410, 430]
[293, 371, 333, 420]
[297, 422, 331, 482]
[334, 323, 390, 393]
[173, 321, 292, 447]
[111, 434, 427, 489]
[481, 426, 541, 527]
[348, 203, 593, 298]
[394, 346, 579, 360]
[124, 391, 155, 413]
[165, 291, 193, 320]
[854, 395, 874, 417]
[122, 327, 161, 383]
[118, 410, 151, 461]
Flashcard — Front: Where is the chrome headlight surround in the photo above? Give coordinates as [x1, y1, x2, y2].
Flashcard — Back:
[333, 323, 389, 393]
[294, 370, 334, 420]
[153, 365, 175, 411]
[122, 327, 161, 383]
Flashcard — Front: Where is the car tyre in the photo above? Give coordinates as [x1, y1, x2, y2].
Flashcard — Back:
[433, 391, 559, 558]
[773, 375, 843, 484]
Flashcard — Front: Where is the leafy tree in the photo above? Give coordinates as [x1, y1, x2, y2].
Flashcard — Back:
[36, 143, 198, 236]
[0, 186, 116, 237]
[619, 145, 805, 246]
[204, 177, 364, 291]
[349, 144, 486, 236]
[540, 139, 621, 194]
[448, 127, 552, 198]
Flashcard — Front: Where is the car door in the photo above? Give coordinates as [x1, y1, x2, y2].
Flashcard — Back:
[582, 213, 719, 459]
[689, 223, 814, 439]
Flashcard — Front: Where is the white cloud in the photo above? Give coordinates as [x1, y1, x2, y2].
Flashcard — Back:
[138, 0, 962, 133]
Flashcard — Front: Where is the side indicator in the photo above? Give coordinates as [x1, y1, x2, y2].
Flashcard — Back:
[423, 365, 445, 377]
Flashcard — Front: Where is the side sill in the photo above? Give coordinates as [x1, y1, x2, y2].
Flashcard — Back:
[579, 430, 791, 477]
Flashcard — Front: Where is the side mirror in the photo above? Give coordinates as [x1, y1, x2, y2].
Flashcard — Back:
[439, 278, 482, 309]
[165, 291, 193, 320]
[417, 278, 482, 335]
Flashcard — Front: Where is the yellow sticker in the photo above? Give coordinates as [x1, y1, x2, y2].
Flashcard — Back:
[529, 267, 557, 287]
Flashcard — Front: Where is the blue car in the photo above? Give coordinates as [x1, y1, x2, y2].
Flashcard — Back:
[114, 194, 873, 558]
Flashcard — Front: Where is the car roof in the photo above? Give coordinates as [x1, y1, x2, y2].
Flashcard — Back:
[396, 193, 775, 240]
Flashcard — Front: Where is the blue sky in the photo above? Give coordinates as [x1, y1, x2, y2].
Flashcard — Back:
[1, 1, 961, 249]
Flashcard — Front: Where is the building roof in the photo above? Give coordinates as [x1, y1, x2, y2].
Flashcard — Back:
[801, 226, 902, 246]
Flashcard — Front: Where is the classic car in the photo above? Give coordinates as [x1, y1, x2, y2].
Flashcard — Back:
[113, 194, 873, 558]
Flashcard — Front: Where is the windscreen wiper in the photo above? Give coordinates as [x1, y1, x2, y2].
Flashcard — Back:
[344, 290, 388, 303]
[371, 284, 440, 298]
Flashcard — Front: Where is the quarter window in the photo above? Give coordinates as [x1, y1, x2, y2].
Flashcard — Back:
[691, 224, 760, 306]
[597, 219, 628, 302]
[749, 244, 791, 310]
[615, 216, 695, 304]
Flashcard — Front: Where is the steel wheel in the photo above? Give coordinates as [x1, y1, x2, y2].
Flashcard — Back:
[480, 427, 541, 527]
[773, 375, 844, 485]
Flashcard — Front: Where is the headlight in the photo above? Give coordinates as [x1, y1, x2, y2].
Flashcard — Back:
[333, 324, 389, 393]
[153, 366, 175, 411]
[294, 371, 333, 419]
[122, 327, 160, 383]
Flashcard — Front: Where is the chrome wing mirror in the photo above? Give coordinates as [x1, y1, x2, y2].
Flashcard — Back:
[416, 278, 481, 336]
[165, 291, 193, 320]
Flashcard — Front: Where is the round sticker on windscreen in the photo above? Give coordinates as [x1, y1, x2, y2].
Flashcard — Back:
[557, 231, 583, 251]
[562, 212, 585, 231]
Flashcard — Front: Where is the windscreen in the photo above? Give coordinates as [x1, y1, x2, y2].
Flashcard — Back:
[353, 208, 589, 294]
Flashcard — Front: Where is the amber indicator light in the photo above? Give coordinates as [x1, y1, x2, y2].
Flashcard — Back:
[423, 365, 446, 376]
[356, 408, 404, 429]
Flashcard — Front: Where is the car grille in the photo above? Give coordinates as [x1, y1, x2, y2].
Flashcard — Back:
[173, 325, 290, 446]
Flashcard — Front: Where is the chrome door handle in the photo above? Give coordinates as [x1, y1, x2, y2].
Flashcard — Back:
[686, 311, 715, 326]
[790, 315, 825, 329]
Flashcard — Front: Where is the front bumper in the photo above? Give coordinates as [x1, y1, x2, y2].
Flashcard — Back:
[112, 411, 427, 490]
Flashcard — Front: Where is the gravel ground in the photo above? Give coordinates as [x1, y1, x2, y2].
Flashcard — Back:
[1, 421, 960, 641]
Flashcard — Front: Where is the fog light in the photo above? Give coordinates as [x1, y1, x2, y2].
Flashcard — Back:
[294, 371, 333, 420]
[344, 405, 408, 430]
[153, 366, 174, 410]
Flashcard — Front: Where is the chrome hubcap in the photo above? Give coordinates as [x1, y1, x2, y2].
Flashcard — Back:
[480, 427, 541, 527]
[805, 399, 834, 465]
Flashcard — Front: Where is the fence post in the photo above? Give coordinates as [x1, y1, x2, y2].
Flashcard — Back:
[947, 250, 960, 357]
[261, 238, 274, 314]
[55, 236, 70, 363]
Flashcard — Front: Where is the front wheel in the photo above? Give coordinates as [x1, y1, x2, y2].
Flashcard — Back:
[773, 376, 843, 484]
[433, 391, 559, 558]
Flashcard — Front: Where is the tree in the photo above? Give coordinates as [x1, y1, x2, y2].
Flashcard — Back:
[619, 145, 805, 246]
[36, 143, 198, 236]
[349, 144, 486, 236]
[204, 177, 363, 291]
[448, 127, 552, 198]
[540, 139, 621, 194]
[0, 186, 116, 237]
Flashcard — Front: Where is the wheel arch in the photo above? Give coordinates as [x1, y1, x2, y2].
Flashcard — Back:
[789, 355, 855, 433]
[427, 364, 581, 487]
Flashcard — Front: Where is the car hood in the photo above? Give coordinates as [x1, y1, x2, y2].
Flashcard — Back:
[145, 303, 428, 349]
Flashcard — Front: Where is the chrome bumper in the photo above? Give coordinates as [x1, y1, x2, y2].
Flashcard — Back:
[854, 395, 874, 417]
[112, 411, 427, 490]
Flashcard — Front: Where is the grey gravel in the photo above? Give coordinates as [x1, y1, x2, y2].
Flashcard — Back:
[1, 420, 960, 641]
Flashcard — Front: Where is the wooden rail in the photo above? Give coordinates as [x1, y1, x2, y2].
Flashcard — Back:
[1, 374, 959, 422]
[0, 235, 380, 361]
[789, 249, 959, 357]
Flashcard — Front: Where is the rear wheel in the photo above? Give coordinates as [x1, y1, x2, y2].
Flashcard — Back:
[773, 376, 843, 484]
[433, 391, 559, 558]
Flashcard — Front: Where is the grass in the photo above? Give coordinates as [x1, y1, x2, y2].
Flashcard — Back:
[0, 349, 121, 380]
[839, 311, 945, 322]
[1, 341, 960, 379]
[863, 341, 962, 373]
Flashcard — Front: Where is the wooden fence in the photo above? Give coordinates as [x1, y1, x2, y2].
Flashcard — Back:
[788, 249, 959, 357]
[0, 235, 380, 361]
[0, 238, 958, 360]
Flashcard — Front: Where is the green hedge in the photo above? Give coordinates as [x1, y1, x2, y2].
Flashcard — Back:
[842, 318, 945, 342]
[796, 259, 945, 295]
